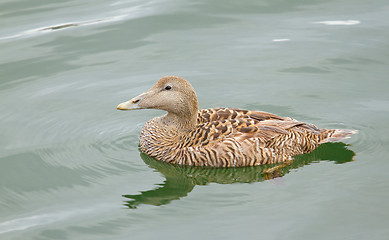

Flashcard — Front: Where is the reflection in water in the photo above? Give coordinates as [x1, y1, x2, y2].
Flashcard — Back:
[123, 143, 355, 209]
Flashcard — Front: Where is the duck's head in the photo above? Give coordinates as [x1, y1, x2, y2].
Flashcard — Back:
[117, 76, 199, 118]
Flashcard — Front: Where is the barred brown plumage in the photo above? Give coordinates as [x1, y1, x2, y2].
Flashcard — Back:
[117, 76, 357, 167]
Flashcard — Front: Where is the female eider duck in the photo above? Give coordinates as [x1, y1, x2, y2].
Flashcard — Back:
[117, 76, 356, 167]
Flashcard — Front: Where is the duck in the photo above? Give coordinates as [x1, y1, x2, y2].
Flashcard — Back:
[117, 76, 356, 167]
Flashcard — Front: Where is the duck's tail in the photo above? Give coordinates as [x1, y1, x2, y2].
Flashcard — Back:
[319, 129, 358, 144]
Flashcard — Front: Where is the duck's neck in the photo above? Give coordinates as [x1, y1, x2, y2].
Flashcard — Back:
[161, 111, 198, 134]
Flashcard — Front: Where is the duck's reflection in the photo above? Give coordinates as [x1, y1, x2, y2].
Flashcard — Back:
[123, 142, 355, 209]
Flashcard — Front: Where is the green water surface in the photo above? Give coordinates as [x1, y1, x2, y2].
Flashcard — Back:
[1, 0, 389, 239]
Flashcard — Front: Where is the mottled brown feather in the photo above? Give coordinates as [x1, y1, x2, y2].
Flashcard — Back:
[118, 76, 356, 167]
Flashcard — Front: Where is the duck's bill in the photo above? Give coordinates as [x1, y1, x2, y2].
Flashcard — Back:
[117, 99, 140, 110]
[117, 92, 149, 110]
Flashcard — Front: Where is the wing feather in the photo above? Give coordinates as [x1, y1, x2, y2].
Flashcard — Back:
[197, 108, 285, 124]
[187, 108, 321, 149]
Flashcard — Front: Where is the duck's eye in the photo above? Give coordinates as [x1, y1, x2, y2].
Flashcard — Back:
[165, 85, 172, 90]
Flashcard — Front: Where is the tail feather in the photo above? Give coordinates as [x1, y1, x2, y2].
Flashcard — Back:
[320, 129, 358, 144]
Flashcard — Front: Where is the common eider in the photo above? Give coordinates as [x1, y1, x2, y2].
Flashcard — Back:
[117, 76, 356, 167]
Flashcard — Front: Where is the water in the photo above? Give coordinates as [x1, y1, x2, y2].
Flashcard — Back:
[1, 0, 389, 239]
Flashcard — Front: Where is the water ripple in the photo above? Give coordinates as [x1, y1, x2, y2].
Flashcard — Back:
[0, 14, 130, 41]
[0, 0, 159, 41]
[0, 203, 115, 234]
[313, 20, 361, 26]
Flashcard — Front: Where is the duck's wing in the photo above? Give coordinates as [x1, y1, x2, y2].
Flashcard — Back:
[197, 108, 320, 133]
[197, 108, 286, 124]
[183, 117, 316, 148]
[178, 117, 325, 167]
